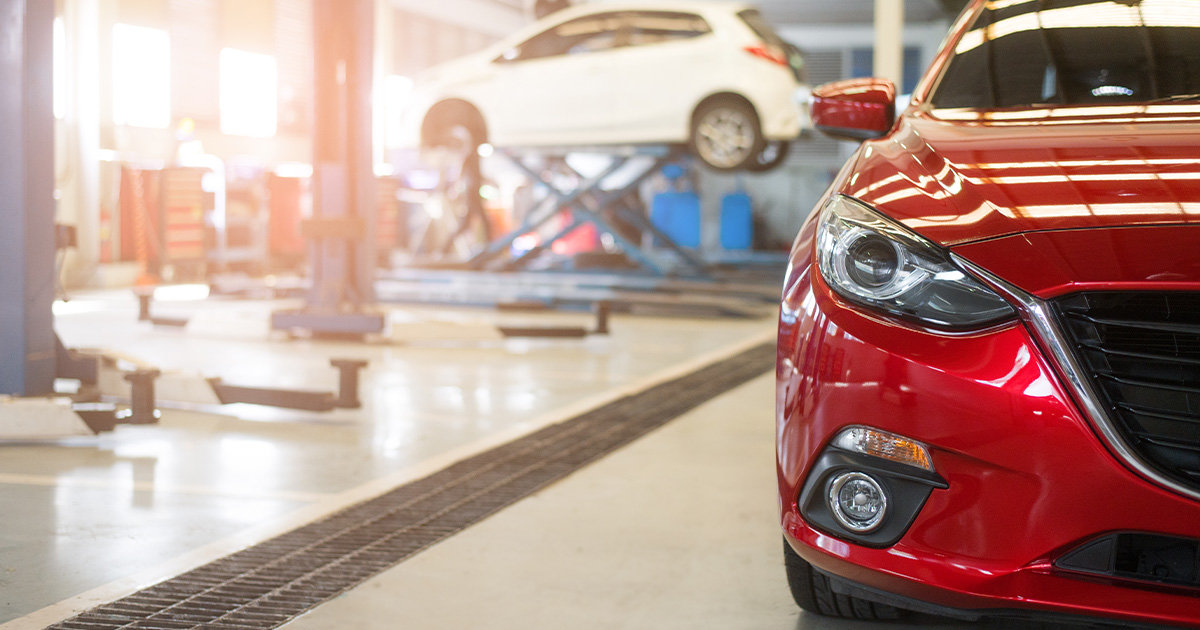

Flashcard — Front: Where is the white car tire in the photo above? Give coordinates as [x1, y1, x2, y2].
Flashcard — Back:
[690, 98, 765, 172]
[422, 101, 486, 154]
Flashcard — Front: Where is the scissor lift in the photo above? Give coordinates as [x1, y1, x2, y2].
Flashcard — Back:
[373, 143, 787, 318]
[468, 145, 708, 277]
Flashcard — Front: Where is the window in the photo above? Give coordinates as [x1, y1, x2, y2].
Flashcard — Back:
[738, 9, 785, 47]
[931, 0, 1200, 109]
[112, 23, 171, 128]
[625, 11, 710, 47]
[503, 13, 623, 62]
[219, 48, 277, 137]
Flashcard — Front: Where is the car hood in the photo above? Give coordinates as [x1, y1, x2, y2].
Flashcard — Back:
[953, 224, 1200, 299]
[843, 107, 1200, 248]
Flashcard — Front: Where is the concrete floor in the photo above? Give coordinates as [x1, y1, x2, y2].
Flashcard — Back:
[1, 288, 971, 629]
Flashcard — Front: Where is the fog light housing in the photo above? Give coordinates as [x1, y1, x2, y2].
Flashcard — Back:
[828, 472, 888, 533]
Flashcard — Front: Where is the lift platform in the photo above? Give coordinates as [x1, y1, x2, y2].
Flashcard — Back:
[468, 145, 709, 277]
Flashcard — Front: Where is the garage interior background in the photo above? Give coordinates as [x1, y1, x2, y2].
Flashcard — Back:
[50, 0, 960, 289]
[5, 0, 979, 628]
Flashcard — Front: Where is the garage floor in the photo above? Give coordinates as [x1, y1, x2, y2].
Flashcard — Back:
[1, 289, 972, 630]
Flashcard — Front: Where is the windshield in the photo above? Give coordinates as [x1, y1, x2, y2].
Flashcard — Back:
[930, 0, 1200, 109]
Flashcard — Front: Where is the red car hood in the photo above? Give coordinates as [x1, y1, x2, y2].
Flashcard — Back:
[844, 107, 1200, 248]
[953, 224, 1200, 299]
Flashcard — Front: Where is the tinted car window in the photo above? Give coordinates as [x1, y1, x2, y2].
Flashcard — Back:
[737, 9, 784, 46]
[625, 11, 711, 46]
[507, 13, 623, 61]
[931, 0, 1200, 109]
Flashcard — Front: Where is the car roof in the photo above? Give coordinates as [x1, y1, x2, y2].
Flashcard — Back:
[533, 1, 756, 30]
[554, 0, 754, 14]
[495, 1, 755, 50]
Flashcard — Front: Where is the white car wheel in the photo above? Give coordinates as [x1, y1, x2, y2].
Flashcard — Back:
[691, 100, 764, 171]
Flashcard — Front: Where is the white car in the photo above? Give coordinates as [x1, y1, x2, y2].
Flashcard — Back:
[397, 1, 806, 172]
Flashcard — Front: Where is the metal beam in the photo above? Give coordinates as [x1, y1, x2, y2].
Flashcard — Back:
[0, 0, 56, 396]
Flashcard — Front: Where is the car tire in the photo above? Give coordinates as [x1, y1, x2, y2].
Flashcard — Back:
[783, 538, 906, 621]
[745, 140, 790, 173]
[690, 98, 765, 172]
[422, 101, 486, 155]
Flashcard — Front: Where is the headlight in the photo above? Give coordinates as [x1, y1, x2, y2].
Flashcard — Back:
[816, 194, 1015, 330]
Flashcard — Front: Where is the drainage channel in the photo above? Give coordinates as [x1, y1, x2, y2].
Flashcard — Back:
[49, 342, 775, 630]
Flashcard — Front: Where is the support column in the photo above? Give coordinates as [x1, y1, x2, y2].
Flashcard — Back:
[874, 0, 904, 89]
[272, 0, 382, 336]
[0, 0, 56, 396]
[311, 0, 376, 307]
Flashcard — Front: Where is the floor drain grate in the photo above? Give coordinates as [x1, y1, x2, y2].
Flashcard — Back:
[48, 342, 775, 630]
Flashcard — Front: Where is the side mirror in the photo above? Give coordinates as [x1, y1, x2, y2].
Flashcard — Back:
[810, 78, 896, 141]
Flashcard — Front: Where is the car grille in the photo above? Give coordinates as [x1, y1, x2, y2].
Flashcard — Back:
[1054, 292, 1200, 493]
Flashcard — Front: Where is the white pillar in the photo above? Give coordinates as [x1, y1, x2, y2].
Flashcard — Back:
[873, 0, 904, 89]
[59, 0, 102, 288]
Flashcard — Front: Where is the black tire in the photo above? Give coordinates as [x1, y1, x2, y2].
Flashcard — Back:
[421, 101, 486, 154]
[745, 140, 790, 173]
[783, 538, 906, 621]
[689, 97, 765, 172]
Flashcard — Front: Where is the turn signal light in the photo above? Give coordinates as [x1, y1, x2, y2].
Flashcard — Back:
[832, 426, 934, 472]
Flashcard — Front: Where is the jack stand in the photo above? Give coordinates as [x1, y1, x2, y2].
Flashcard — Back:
[135, 288, 153, 322]
[330, 359, 368, 409]
[134, 288, 189, 328]
[122, 369, 163, 424]
[592, 300, 611, 335]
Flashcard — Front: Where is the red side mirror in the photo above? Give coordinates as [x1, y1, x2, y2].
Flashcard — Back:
[810, 78, 897, 141]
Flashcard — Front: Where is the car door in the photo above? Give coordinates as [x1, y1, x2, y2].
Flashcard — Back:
[603, 11, 717, 142]
[480, 11, 628, 146]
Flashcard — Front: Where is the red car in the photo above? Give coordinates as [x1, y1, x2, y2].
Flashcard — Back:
[777, 0, 1200, 628]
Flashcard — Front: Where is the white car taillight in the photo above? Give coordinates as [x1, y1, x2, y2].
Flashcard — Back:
[743, 45, 788, 67]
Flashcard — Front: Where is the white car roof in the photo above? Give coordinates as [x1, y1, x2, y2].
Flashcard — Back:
[557, 1, 754, 14]
[501, 1, 757, 46]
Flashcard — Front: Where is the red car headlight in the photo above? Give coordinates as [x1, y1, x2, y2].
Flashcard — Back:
[816, 194, 1015, 330]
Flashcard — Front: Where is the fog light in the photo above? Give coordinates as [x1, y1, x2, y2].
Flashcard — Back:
[827, 472, 888, 533]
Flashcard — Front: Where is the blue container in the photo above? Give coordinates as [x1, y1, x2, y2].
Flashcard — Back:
[720, 191, 753, 250]
[651, 191, 701, 248]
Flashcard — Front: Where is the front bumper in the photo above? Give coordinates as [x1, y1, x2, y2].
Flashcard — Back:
[776, 257, 1200, 628]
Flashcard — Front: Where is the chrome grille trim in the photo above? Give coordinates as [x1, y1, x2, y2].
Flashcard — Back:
[953, 254, 1200, 504]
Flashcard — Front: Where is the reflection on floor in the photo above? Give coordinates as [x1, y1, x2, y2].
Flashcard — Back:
[1, 289, 972, 629]
[281, 375, 974, 630]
